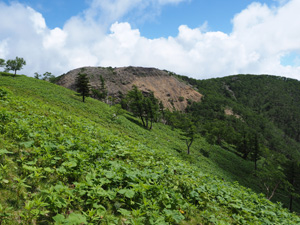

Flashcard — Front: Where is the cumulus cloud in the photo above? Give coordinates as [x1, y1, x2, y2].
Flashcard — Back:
[85, 0, 190, 27]
[0, 0, 300, 80]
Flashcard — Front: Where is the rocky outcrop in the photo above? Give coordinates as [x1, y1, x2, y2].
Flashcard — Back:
[56, 66, 202, 111]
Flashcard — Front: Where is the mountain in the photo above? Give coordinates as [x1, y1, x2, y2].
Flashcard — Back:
[57, 68, 300, 211]
[1, 71, 300, 224]
[180, 74, 300, 158]
[179, 73, 300, 210]
[56, 66, 202, 111]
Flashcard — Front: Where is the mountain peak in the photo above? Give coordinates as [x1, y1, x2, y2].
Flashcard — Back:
[57, 66, 202, 111]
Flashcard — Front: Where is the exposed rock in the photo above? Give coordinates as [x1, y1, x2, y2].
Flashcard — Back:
[56, 66, 202, 111]
[224, 107, 242, 119]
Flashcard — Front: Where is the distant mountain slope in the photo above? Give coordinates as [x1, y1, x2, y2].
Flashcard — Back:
[180, 74, 300, 149]
[56, 66, 202, 111]
[176, 74, 300, 211]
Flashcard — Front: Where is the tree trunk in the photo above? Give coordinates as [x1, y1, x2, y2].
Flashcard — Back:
[186, 140, 190, 154]
[289, 177, 295, 212]
[268, 181, 280, 200]
[140, 116, 145, 127]
[289, 194, 293, 212]
[186, 139, 193, 155]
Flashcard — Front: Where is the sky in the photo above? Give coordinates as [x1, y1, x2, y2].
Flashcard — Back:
[0, 0, 300, 80]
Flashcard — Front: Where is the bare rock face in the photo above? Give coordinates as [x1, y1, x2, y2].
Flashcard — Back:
[56, 66, 202, 111]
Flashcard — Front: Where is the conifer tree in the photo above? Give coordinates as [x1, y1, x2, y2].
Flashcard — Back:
[127, 85, 146, 127]
[126, 86, 159, 130]
[76, 72, 90, 102]
[180, 114, 196, 154]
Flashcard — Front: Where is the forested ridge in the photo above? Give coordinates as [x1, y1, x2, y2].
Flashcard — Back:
[175, 74, 300, 211]
[0, 71, 300, 224]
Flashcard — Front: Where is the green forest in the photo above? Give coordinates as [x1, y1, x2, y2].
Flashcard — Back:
[176, 74, 300, 210]
[0, 71, 300, 224]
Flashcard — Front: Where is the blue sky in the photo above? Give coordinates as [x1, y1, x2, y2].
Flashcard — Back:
[0, 0, 300, 80]
[137, 0, 277, 38]
[8, 0, 277, 36]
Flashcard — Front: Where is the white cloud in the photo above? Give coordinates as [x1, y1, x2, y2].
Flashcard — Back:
[0, 0, 300, 80]
[85, 0, 190, 27]
[43, 28, 67, 49]
[27, 7, 46, 34]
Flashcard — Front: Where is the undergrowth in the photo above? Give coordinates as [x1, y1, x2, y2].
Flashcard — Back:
[0, 75, 299, 224]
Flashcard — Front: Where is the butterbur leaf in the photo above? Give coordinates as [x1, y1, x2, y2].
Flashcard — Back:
[44, 167, 54, 173]
[2, 179, 9, 184]
[53, 214, 65, 224]
[107, 190, 117, 200]
[164, 209, 185, 223]
[118, 189, 135, 198]
[105, 171, 115, 179]
[66, 212, 87, 224]
[19, 141, 34, 148]
[125, 190, 135, 198]
[0, 149, 12, 155]
[62, 160, 77, 168]
[118, 208, 131, 217]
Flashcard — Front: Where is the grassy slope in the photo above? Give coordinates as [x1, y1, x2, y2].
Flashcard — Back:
[0, 74, 299, 224]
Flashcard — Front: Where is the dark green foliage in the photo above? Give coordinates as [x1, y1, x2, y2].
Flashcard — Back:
[5, 57, 26, 76]
[0, 77, 300, 224]
[181, 116, 196, 155]
[75, 71, 91, 102]
[0, 58, 5, 68]
[35, 72, 56, 83]
[34, 72, 41, 79]
[126, 85, 159, 130]
[257, 151, 290, 200]
[164, 111, 197, 154]
[174, 73, 300, 209]
[250, 134, 261, 171]
[91, 75, 108, 101]
[284, 160, 300, 212]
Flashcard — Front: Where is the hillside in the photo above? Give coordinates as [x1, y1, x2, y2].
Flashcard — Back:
[56, 66, 202, 111]
[1, 73, 300, 224]
[57, 67, 300, 211]
[177, 74, 300, 211]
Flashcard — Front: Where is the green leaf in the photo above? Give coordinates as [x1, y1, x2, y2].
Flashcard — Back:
[118, 189, 135, 198]
[118, 208, 131, 217]
[44, 167, 54, 173]
[2, 179, 9, 184]
[66, 212, 87, 225]
[62, 160, 77, 168]
[0, 149, 12, 155]
[53, 214, 65, 224]
[19, 141, 34, 148]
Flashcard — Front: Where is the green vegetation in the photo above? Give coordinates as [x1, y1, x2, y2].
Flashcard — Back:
[123, 85, 159, 130]
[75, 69, 91, 103]
[91, 75, 108, 101]
[0, 59, 5, 69]
[175, 73, 300, 211]
[0, 72, 300, 224]
[34, 72, 56, 83]
[5, 57, 26, 76]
